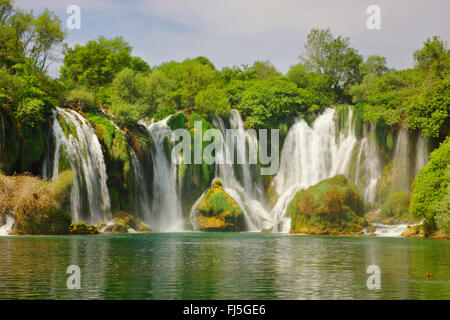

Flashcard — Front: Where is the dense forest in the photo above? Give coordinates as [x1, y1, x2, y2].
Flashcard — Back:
[0, 0, 448, 237]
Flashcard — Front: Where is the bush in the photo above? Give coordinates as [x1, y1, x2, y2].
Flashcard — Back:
[410, 137, 450, 234]
[0, 170, 74, 235]
[434, 186, 450, 235]
[195, 86, 231, 118]
[65, 87, 96, 111]
[380, 192, 414, 224]
[287, 175, 371, 235]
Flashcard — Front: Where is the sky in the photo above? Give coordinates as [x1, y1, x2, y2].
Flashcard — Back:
[15, 0, 450, 76]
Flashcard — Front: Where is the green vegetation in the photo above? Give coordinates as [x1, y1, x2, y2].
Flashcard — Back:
[0, 170, 73, 234]
[194, 179, 245, 232]
[0, 1, 449, 238]
[368, 192, 415, 224]
[69, 222, 99, 235]
[287, 175, 372, 235]
[410, 137, 450, 235]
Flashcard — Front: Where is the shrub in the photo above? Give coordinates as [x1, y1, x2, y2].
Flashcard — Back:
[66, 87, 96, 111]
[410, 137, 450, 234]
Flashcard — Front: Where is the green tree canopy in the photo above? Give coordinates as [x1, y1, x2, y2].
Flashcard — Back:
[300, 28, 362, 94]
[195, 85, 231, 118]
[60, 36, 149, 88]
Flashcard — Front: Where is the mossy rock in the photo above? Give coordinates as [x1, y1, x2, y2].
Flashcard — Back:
[69, 222, 99, 235]
[136, 223, 152, 232]
[287, 175, 373, 235]
[167, 112, 187, 131]
[194, 179, 245, 232]
[103, 211, 138, 233]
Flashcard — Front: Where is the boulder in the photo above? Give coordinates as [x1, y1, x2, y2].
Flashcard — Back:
[287, 175, 373, 235]
[193, 179, 245, 232]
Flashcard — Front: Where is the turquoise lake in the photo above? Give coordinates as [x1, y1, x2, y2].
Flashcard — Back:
[0, 232, 449, 299]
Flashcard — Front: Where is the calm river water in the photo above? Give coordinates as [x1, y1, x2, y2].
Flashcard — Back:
[0, 232, 448, 299]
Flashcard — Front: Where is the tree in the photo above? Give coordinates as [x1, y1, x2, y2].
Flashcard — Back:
[413, 36, 450, 78]
[359, 55, 390, 77]
[301, 28, 362, 93]
[195, 86, 230, 118]
[110, 68, 154, 124]
[410, 137, 450, 234]
[60, 36, 149, 87]
[0, 2, 65, 71]
[237, 77, 314, 128]
[156, 58, 217, 109]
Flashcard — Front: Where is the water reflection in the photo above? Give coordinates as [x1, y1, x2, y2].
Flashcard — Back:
[0, 233, 448, 299]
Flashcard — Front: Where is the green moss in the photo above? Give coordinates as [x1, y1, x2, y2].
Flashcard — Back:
[194, 179, 245, 231]
[167, 112, 187, 131]
[58, 114, 70, 139]
[336, 105, 351, 136]
[69, 222, 99, 234]
[377, 192, 415, 224]
[287, 175, 371, 235]
[87, 112, 115, 150]
[375, 161, 393, 204]
[351, 105, 364, 139]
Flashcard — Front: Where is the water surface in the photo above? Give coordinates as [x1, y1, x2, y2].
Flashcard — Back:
[0, 233, 448, 299]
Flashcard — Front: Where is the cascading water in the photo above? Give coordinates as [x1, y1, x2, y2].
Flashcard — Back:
[354, 124, 382, 202]
[270, 108, 357, 232]
[415, 133, 429, 175]
[142, 118, 183, 231]
[212, 110, 274, 231]
[130, 149, 152, 224]
[391, 128, 411, 193]
[50, 107, 111, 224]
[0, 213, 14, 236]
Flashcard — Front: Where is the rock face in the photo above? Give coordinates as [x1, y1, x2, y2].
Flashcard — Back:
[287, 175, 373, 235]
[194, 179, 245, 232]
[69, 222, 99, 235]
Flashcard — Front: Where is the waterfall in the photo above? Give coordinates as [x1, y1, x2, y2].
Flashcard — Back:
[0, 213, 14, 236]
[354, 124, 382, 202]
[212, 110, 274, 231]
[141, 118, 183, 231]
[270, 108, 357, 232]
[415, 133, 429, 175]
[391, 128, 411, 193]
[50, 108, 111, 224]
[130, 149, 152, 224]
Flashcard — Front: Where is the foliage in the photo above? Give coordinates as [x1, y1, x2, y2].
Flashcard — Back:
[359, 55, 390, 77]
[65, 86, 96, 111]
[380, 192, 414, 224]
[287, 175, 371, 235]
[0, 170, 73, 235]
[195, 85, 231, 118]
[350, 37, 449, 137]
[410, 137, 450, 234]
[301, 28, 362, 94]
[434, 187, 450, 236]
[194, 179, 245, 231]
[60, 36, 149, 88]
[413, 36, 450, 78]
[110, 68, 157, 124]
[236, 77, 316, 128]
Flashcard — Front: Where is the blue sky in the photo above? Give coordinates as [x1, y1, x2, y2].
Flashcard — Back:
[16, 0, 450, 76]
